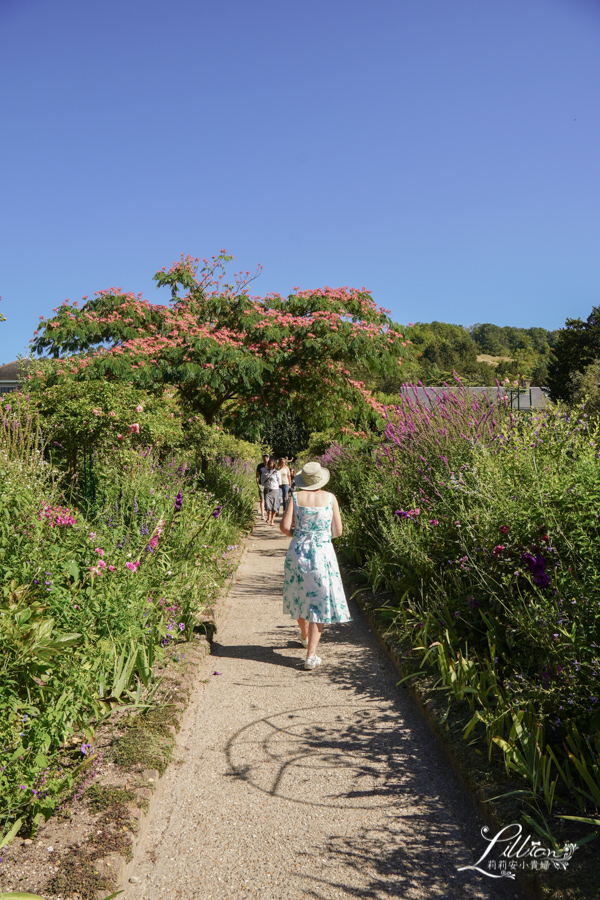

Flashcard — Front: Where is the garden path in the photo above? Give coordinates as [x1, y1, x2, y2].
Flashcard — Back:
[123, 518, 520, 900]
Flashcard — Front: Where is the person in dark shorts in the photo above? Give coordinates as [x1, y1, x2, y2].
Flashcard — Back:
[256, 453, 270, 521]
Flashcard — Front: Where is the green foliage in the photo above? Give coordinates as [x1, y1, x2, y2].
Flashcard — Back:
[359, 320, 558, 397]
[547, 306, 600, 403]
[570, 360, 600, 418]
[243, 405, 311, 459]
[326, 396, 600, 839]
[17, 360, 182, 477]
[0, 400, 258, 840]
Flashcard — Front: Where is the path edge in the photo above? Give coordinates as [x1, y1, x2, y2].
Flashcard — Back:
[342, 565, 546, 900]
[102, 539, 250, 898]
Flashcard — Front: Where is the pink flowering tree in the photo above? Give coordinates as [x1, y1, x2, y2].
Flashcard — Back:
[31, 253, 409, 431]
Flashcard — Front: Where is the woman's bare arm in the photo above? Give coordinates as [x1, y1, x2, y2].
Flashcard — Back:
[330, 494, 343, 539]
[280, 496, 295, 536]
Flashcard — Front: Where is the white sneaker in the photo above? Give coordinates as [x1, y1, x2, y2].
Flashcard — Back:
[299, 636, 308, 648]
[304, 655, 321, 670]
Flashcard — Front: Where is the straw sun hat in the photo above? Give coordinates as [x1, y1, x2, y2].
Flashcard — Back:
[294, 461, 330, 491]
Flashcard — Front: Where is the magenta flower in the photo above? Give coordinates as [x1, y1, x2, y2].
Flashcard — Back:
[125, 560, 140, 572]
[499, 525, 508, 534]
[95, 548, 104, 556]
[493, 544, 505, 557]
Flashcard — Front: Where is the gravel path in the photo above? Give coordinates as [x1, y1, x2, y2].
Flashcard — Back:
[123, 519, 521, 900]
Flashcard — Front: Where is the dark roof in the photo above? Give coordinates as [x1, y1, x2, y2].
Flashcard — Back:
[397, 385, 549, 409]
[0, 359, 32, 381]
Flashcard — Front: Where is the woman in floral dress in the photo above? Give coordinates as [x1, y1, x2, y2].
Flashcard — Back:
[280, 461, 351, 669]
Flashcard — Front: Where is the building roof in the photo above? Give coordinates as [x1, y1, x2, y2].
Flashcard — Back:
[396, 385, 549, 409]
[0, 359, 31, 382]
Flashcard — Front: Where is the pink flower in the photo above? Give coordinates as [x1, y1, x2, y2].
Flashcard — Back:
[108, 411, 116, 417]
[429, 519, 439, 525]
[92, 408, 102, 416]
[499, 525, 508, 534]
[97, 560, 106, 569]
[135, 404, 144, 413]
[108, 565, 116, 572]
[95, 548, 104, 556]
[493, 544, 505, 557]
[125, 560, 140, 572]
[129, 423, 140, 434]
[117, 434, 125, 441]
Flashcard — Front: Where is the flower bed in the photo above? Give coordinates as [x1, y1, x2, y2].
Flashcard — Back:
[0, 399, 257, 844]
[326, 383, 600, 858]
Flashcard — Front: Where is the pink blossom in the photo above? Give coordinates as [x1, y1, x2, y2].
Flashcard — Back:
[129, 423, 140, 434]
[493, 545, 505, 557]
[125, 560, 140, 572]
[117, 434, 125, 441]
[108, 565, 116, 572]
[135, 404, 144, 413]
[97, 560, 106, 569]
[95, 548, 104, 556]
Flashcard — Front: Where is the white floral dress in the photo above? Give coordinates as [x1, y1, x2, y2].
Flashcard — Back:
[283, 493, 351, 624]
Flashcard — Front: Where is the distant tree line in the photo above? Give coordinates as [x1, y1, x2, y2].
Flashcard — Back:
[361, 321, 559, 395]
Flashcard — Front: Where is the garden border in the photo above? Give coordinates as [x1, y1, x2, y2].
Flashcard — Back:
[0, 541, 248, 900]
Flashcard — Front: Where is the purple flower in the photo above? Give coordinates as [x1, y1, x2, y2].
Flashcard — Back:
[178, 622, 185, 631]
[81, 743, 92, 755]
[523, 551, 550, 588]
[174, 491, 183, 512]
[212, 505, 222, 519]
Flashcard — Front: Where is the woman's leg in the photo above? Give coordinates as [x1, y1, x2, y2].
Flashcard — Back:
[297, 617, 308, 641]
[307, 622, 324, 657]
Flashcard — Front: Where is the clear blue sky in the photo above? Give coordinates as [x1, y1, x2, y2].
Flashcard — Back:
[1, 0, 600, 363]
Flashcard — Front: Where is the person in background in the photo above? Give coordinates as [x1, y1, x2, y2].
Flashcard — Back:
[278, 458, 291, 511]
[261, 458, 282, 525]
[256, 453, 270, 521]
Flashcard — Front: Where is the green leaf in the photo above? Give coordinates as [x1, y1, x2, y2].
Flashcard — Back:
[66, 559, 80, 581]
[0, 818, 23, 850]
[0, 893, 51, 899]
